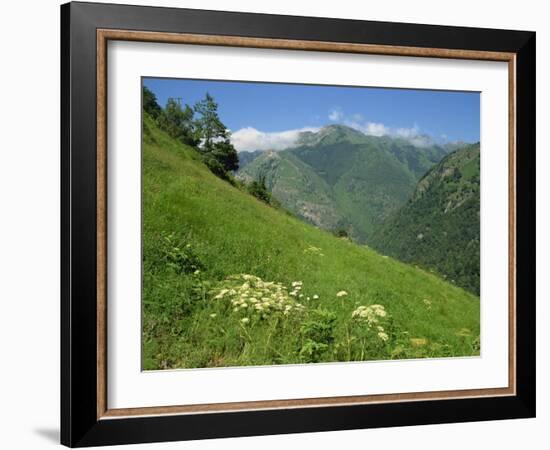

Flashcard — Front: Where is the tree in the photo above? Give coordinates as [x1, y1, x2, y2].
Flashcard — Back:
[211, 139, 239, 173]
[247, 175, 272, 204]
[142, 86, 162, 119]
[158, 98, 197, 146]
[193, 93, 228, 153]
[193, 93, 239, 173]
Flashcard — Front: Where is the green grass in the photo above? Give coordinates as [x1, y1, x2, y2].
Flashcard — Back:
[142, 113, 480, 370]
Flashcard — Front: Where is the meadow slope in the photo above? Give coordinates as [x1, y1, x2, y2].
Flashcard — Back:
[142, 114, 480, 370]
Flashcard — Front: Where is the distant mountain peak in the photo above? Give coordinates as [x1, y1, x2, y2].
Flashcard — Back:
[443, 140, 468, 152]
[296, 123, 366, 147]
[320, 123, 359, 132]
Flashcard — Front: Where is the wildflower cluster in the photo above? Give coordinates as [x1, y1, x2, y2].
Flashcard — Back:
[351, 304, 389, 342]
[304, 245, 324, 256]
[289, 281, 304, 298]
[211, 274, 306, 321]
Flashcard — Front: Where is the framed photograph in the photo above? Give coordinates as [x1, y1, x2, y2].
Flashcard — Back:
[61, 1, 536, 447]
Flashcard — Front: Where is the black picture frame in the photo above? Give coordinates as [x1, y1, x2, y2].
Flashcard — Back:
[61, 1, 536, 447]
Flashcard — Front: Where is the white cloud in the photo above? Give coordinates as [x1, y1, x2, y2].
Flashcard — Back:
[231, 126, 320, 152]
[351, 121, 390, 137]
[335, 110, 435, 146]
[408, 135, 434, 147]
[395, 124, 420, 139]
[328, 108, 343, 122]
[231, 109, 439, 152]
[337, 113, 389, 137]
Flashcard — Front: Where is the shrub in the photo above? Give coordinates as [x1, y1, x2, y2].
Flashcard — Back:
[157, 231, 203, 274]
[335, 229, 349, 238]
[247, 175, 272, 204]
[299, 309, 337, 362]
[299, 339, 329, 363]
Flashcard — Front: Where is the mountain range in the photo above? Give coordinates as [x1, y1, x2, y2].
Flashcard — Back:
[238, 124, 451, 241]
[237, 124, 480, 294]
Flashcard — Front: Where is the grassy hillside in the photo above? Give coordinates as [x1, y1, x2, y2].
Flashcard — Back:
[370, 144, 480, 294]
[238, 125, 448, 241]
[142, 115, 480, 370]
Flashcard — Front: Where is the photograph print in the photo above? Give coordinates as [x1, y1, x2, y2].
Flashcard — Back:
[141, 78, 481, 370]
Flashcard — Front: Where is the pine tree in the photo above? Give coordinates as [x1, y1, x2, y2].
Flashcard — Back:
[193, 93, 239, 173]
[193, 93, 227, 153]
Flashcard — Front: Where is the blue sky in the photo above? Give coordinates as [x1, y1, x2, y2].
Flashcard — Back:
[144, 77, 480, 152]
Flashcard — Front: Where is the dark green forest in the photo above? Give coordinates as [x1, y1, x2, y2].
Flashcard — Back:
[370, 144, 480, 294]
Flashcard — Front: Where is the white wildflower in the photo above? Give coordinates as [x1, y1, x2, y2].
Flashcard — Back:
[304, 246, 323, 255]
[336, 291, 348, 297]
[352, 304, 389, 328]
[378, 332, 389, 342]
[241, 317, 249, 324]
[211, 274, 308, 320]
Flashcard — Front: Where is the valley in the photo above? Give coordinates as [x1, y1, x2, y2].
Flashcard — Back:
[237, 125, 480, 294]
